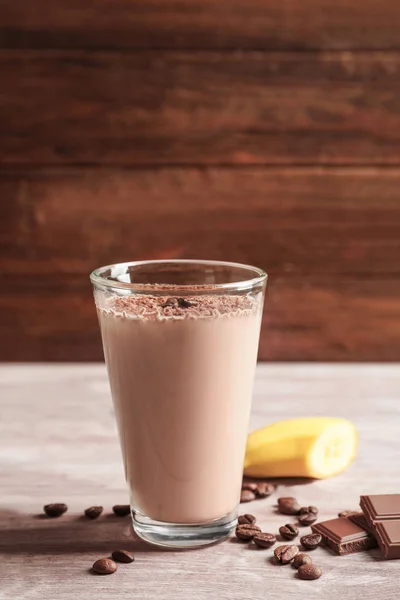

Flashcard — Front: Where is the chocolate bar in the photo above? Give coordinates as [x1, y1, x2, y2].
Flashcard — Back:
[360, 494, 400, 524]
[347, 512, 376, 536]
[360, 494, 400, 559]
[311, 517, 377, 555]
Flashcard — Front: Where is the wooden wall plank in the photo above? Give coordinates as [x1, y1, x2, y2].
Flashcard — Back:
[1, 167, 400, 361]
[2, 51, 400, 166]
[1, 274, 398, 362]
[1, 167, 400, 278]
[1, 1, 400, 51]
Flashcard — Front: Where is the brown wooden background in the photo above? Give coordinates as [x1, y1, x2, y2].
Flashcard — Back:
[1, 1, 400, 362]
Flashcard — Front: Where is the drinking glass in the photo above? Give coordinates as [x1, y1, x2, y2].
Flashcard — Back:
[90, 260, 267, 548]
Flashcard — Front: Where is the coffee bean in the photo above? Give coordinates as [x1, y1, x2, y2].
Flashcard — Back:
[84, 506, 103, 519]
[293, 553, 313, 569]
[299, 506, 318, 516]
[279, 523, 299, 540]
[43, 503, 68, 518]
[111, 549, 135, 564]
[112, 505, 130, 517]
[274, 544, 299, 564]
[277, 497, 301, 516]
[241, 482, 259, 492]
[338, 510, 358, 518]
[240, 489, 256, 503]
[300, 533, 322, 550]
[92, 558, 117, 575]
[298, 511, 318, 526]
[255, 483, 276, 498]
[235, 524, 261, 541]
[298, 564, 322, 580]
[238, 514, 256, 525]
[253, 532, 276, 548]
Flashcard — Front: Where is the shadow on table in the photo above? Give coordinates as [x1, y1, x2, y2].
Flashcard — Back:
[242, 476, 315, 488]
[0, 509, 158, 555]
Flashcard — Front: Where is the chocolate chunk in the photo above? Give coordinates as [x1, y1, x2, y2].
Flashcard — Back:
[235, 524, 261, 541]
[255, 482, 275, 498]
[293, 553, 313, 569]
[373, 521, 400, 560]
[253, 532, 276, 548]
[347, 512, 376, 535]
[238, 514, 256, 525]
[300, 533, 322, 550]
[92, 558, 117, 575]
[360, 495, 400, 559]
[279, 523, 299, 540]
[240, 489, 256, 503]
[274, 544, 299, 564]
[298, 564, 322, 580]
[111, 549, 135, 563]
[277, 497, 301, 516]
[311, 517, 377, 555]
[84, 506, 103, 519]
[112, 504, 130, 517]
[43, 503, 68, 518]
[360, 494, 400, 523]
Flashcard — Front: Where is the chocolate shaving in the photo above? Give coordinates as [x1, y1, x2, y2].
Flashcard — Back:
[160, 298, 177, 309]
[177, 298, 196, 308]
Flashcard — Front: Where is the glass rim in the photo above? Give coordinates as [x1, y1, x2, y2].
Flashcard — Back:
[90, 259, 267, 293]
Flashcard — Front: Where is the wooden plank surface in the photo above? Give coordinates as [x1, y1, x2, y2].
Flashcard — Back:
[2, 1, 400, 50]
[1, 363, 400, 599]
[2, 167, 400, 277]
[1, 167, 400, 362]
[3, 51, 400, 165]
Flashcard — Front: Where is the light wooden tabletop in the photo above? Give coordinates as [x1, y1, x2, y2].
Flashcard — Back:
[1, 363, 400, 600]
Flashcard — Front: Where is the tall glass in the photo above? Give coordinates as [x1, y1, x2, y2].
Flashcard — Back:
[90, 260, 267, 548]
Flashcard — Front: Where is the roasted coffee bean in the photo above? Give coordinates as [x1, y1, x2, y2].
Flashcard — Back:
[235, 524, 261, 541]
[255, 483, 276, 498]
[293, 553, 313, 569]
[111, 550, 135, 564]
[112, 505, 130, 517]
[238, 514, 256, 525]
[299, 506, 318, 516]
[252, 533, 276, 548]
[240, 489, 256, 503]
[84, 506, 103, 519]
[279, 523, 299, 540]
[43, 503, 68, 518]
[274, 544, 299, 564]
[298, 564, 322, 580]
[277, 497, 301, 516]
[298, 511, 318, 526]
[300, 533, 322, 550]
[241, 481, 259, 492]
[92, 558, 117, 575]
[338, 510, 358, 518]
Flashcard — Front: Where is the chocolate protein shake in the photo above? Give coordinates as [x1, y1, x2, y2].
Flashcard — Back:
[91, 260, 267, 547]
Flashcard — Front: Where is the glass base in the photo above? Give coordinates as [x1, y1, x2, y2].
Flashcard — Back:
[132, 508, 237, 549]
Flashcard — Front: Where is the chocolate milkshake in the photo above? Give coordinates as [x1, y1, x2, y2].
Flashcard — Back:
[91, 261, 267, 547]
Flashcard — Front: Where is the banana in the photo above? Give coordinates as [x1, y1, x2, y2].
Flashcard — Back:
[244, 417, 358, 479]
